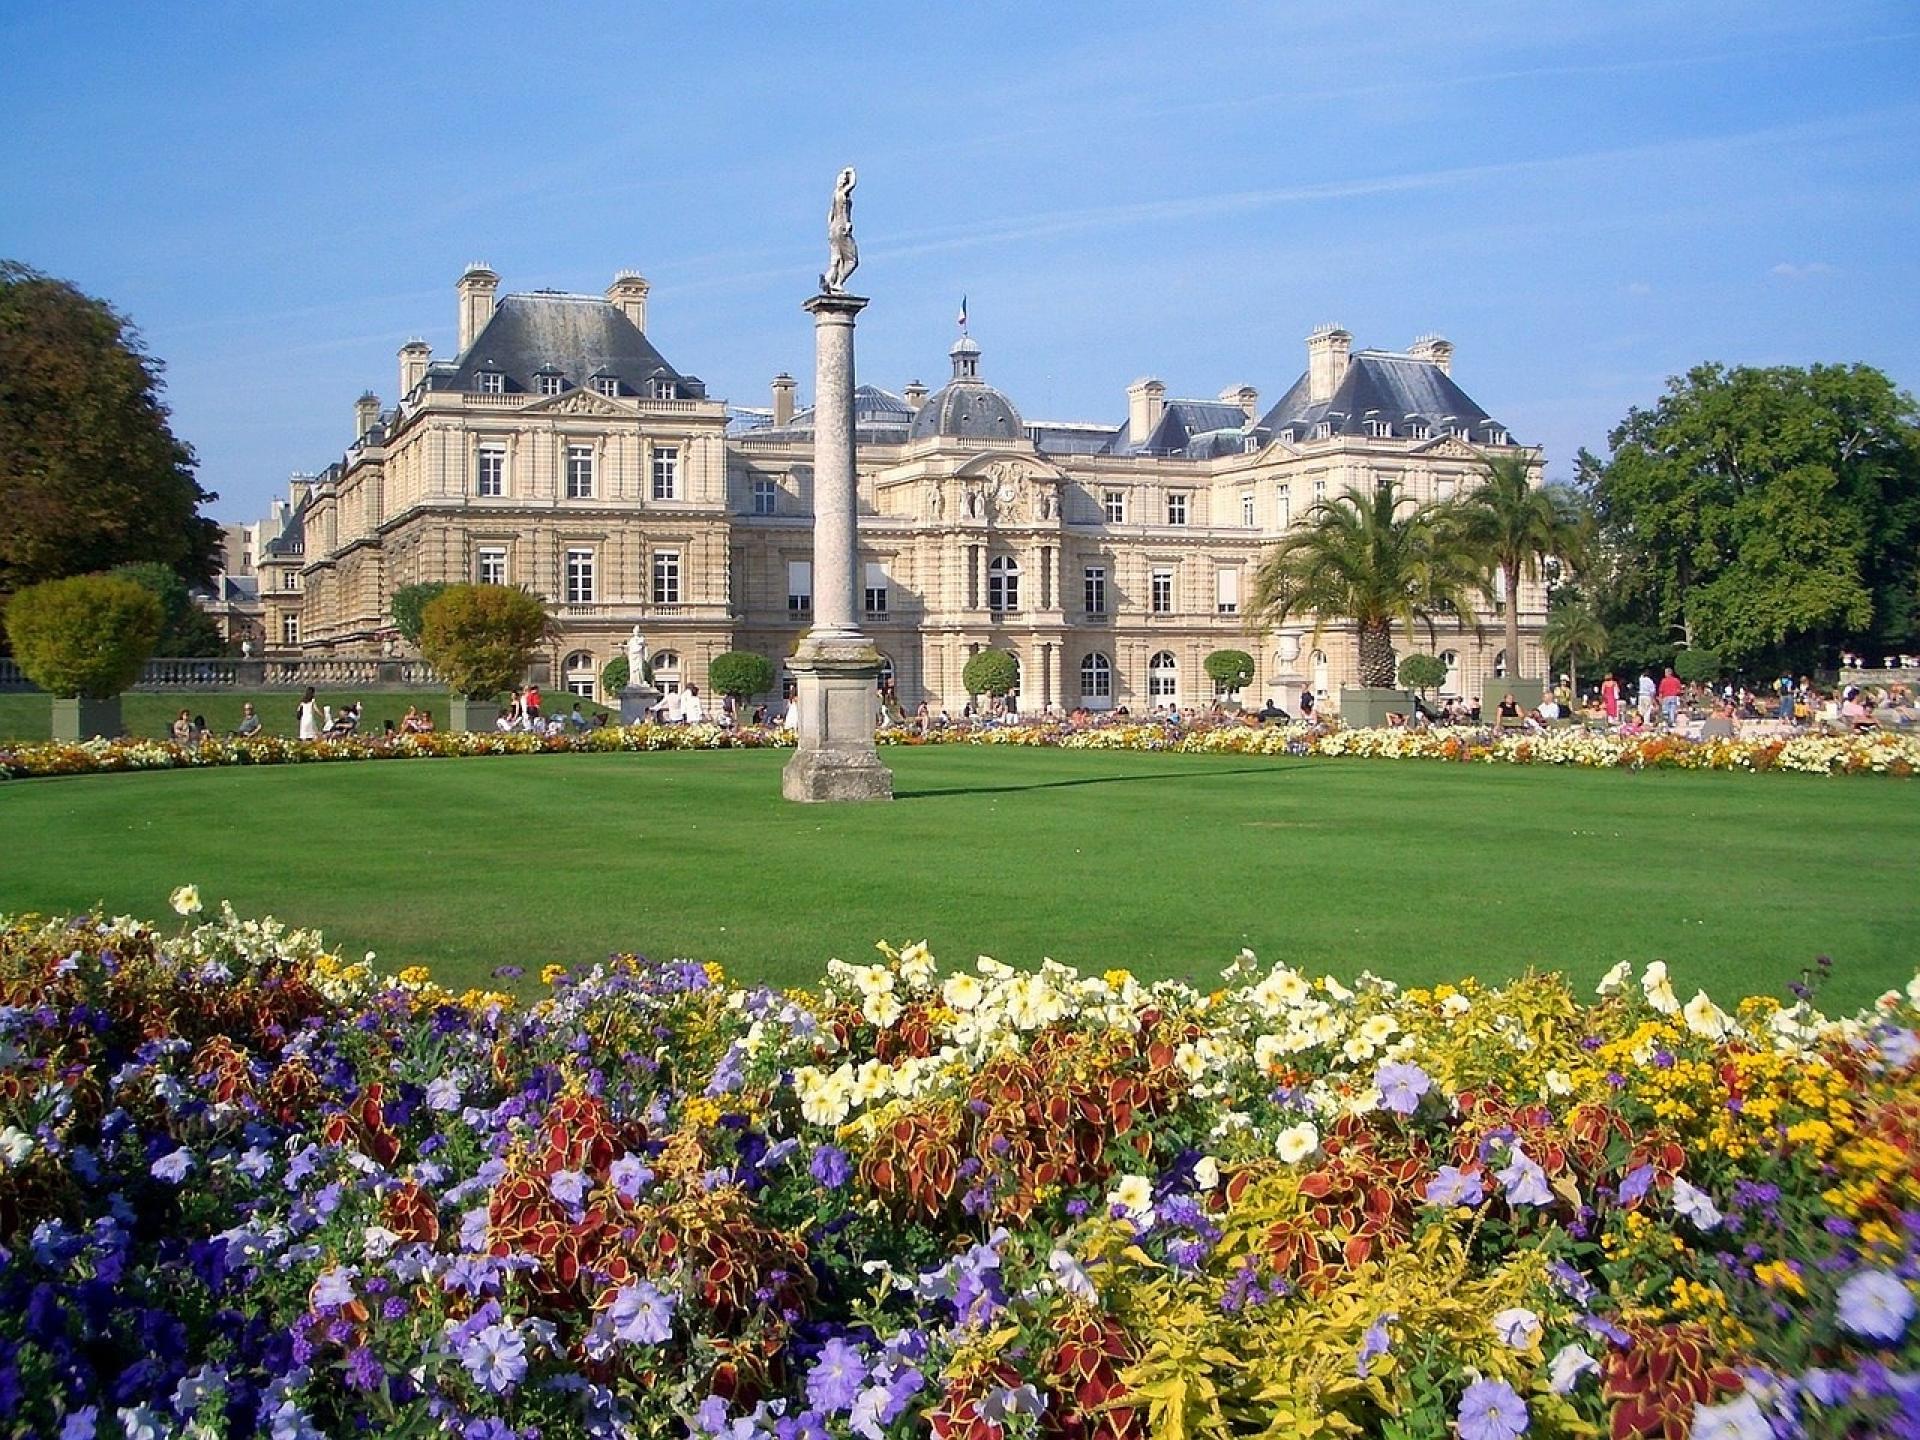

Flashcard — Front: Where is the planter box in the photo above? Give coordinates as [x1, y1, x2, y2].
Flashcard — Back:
[447, 697, 501, 733]
[51, 696, 123, 741]
[1338, 686, 1415, 729]
[1480, 677, 1544, 728]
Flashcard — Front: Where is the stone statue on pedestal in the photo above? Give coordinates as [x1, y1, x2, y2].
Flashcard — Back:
[625, 625, 649, 681]
[822, 167, 858, 295]
[618, 624, 661, 725]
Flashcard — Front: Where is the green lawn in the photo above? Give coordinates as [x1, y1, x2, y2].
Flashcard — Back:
[0, 690, 476, 742]
[1, 747, 1914, 1009]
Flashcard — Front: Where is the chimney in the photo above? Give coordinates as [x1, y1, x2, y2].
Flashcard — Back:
[354, 391, 381, 441]
[398, 338, 431, 396]
[1306, 325, 1352, 406]
[1409, 333, 1454, 376]
[456, 263, 499, 352]
[903, 379, 928, 413]
[1126, 378, 1166, 447]
[771, 372, 797, 427]
[607, 270, 650, 331]
[288, 472, 314, 508]
[1220, 384, 1259, 423]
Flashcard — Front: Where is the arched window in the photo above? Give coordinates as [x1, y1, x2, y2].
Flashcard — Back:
[988, 555, 1020, 612]
[652, 649, 682, 693]
[875, 654, 896, 694]
[1148, 650, 1178, 703]
[562, 650, 597, 698]
[1441, 649, 1462, 696]
[1080, 652, 1113, 707]
[1311, 649, 1329, 695]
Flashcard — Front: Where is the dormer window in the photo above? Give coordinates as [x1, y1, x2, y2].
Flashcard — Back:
[477, 371, 505, 395]
[1365, 418, 1393, 438]
[593, 377, 619, 398]
[1484, 426, 1508, 446]
[1408, 420, 1431, 441]
[1276, 427, 1296, 444]
[1312, 421, 1333, 441]
[1447, 423, 1471, 440]
[648, 378, 676, 400]
[536, 374, 563, 396]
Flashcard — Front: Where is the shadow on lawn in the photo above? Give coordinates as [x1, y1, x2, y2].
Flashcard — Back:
[895, 763, 1301, 800]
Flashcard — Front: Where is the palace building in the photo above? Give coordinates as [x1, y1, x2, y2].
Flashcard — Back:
[266, 264, 1546, 713]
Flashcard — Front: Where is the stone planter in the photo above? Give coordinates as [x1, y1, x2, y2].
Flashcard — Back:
[1480, 677, 1544, 728]
[51, 696, 124, 741]
[1337, 686, 1415, 729]
[447, 697, 501, 733]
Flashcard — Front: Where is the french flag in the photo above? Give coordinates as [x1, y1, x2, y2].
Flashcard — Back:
[956, 295, 968, 330]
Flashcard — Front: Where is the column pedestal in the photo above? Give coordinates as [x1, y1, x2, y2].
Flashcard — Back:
[619, 682, 663, 725]
[781, 639, 893, 802]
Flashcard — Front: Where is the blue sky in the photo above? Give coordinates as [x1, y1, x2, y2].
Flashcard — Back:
[3, 2, 1917, 522]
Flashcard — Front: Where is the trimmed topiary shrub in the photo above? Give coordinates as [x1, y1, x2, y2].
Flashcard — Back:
[1397, 653, 1449, 693]
[3, 574, 163, 696]
[1204, 649, 1255, 694]
[418, 584, 550, 700]
[391, 581, 452, 647]
[962, 648, 1019, 698]
[1673, 648, 1721, 684]
[708, 651, 775, 700]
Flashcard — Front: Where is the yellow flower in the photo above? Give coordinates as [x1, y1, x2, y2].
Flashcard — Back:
[397, 966, 432, 986]
[540, 964, 568, 986]
[169, 885, 203, 917]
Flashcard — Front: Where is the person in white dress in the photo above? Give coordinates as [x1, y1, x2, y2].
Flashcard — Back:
[680, 685, 707, 723]
[297, 687, 322, 740]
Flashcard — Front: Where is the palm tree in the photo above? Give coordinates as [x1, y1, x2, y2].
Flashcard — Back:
[1249, 480, 1482, 688]
[1449, 454, 1589, 682]
[1542, 599, 1609, 700]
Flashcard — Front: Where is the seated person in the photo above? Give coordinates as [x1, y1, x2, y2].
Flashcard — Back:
[326, 702, 361, 736]
[231, 702, 262, 738]
[399, 706, 427, 734]
[416, 709, 435, 732]
[1495, 693, 1524, 728]
[570, 703, 587, 730]
[1384, 711, 1407, 728]
[1256, 699, 1291, 723]
[171, 709, 194, 745]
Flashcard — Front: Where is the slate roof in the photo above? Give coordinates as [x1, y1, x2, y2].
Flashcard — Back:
[1028, 399, 1252, 458]
[1254, 351, 1510, 442]
[736, 386, 915, 442]
[431, 292, 706, 398]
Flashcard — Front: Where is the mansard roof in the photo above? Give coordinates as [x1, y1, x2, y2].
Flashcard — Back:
[1255, 351, 1508, 441]
[433, 292, 706, 398]
[735, 385, 915, 442]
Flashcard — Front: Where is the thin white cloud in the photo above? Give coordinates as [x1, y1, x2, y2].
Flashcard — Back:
[1768, 261, 1838, 279]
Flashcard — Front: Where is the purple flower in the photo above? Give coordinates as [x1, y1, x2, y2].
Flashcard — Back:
[1456, 1377, 1529, 1440]
[549, 1170, 588, 1206]
[425, 1076, 462, 1112]
[811, 1145, 851, 1191]
[1375, 1061, 1431, 1116]
[609, 1280, 675, 1345]
[1355, 1312, 1395, 1377]
[1426, 1165, 1484, 1208]
[1495, 1148, 1553, 1208]
[609, 1155, 653, 1199]
[807, 1337, 867, 1413]
[311, 1265, 357, 1310]
[1836, 1270, 1915, 1342]
[459, 1321, 528, 1395]
[344, 1346, 384, 1392]
[1618, 1164, 1654, 1206]
[60, 1408, 98, 1440]
[150, 1148, 193, 1184]
[1671, 1177, 1722, 1231]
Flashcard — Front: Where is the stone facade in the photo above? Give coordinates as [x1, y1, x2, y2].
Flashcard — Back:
[272, 270, 1546, 714]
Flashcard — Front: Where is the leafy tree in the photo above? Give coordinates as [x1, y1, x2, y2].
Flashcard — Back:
[1397, 653, 1448, 695]
[1203, 649, 1255, 695]
[1578, 363, 1920, 672]
[3, 574, 162, 696]
[417, 584, 550, 699]
[1673, 648, 1721, 685]
[708, 651, 775, 700]
[391, 582, 452, 646]
[1249, 480, 1482, 688]
[0, 262, 220, 599]
[1449, 453, 1588, 682]
[1542, 598, 1609, 698]
[962, 648, 1019, 698]
[108, 562, 223, 656]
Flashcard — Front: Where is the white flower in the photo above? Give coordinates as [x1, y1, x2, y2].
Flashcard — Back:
[1440, 993, 1472, 1018]
[1906, 972, 1920, 1007]
[861, 991, 902, 1029]
[1671, 1176, 1723, 1230]
[361, 1225, 401, 1259]
[897, 941, 936, 989]
[1341, 1035, 1377, 1064]
[1642, 961, 1681, 1015]
[169, 885, 203, 917]
[1108, 1173, 1154, 1218]
[1689, 1393, 1771, 1440]
[1174, 1043, 1207, 1082]
[1491, 1306, 1542, 1350]
[1193, 1156, 1220, 1191]
[1358, 1014, 1397, 1046]
[1596, 960, 1633, 996]
[0, 1126, 33, 1167]
[1542, 1069, 1573, 1097]
[1683, 991, 1734, 1041]
[1276, 1121, 1319, 1165]
[1548, 1343, 1600, 1394]
[1321, 975, 1354, 1002]
[1048, 1249, 1099, 1303]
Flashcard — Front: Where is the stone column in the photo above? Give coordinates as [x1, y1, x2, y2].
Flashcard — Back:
[782, 292, 894, 802]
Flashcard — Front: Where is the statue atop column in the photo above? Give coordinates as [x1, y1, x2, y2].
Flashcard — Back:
[821, 167, 858, 295]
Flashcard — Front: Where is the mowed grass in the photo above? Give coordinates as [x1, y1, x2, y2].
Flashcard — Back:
[1, 747, 1915, 1010]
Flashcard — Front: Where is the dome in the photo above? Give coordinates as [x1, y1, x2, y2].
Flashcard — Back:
[908, 336, 1024, 442]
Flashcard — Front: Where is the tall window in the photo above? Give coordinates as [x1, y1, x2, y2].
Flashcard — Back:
[566, 445, 595, 500]
[593, 376, 619, 398]
[1080, 652, 1112, 703]
[651, 446, 681, 501]
[864, 562, 888, 617]
[1083, 565, 1106, 616]
[751, 477, 777, 515]
[1216, 568, 1240, 615]
[477, 371, 504, 394]
[477, 445, 505, 498]
[1102, 490, 1125, 524]
[1149, 651, 1178, 702]
[1241, 491, 1256, 528]
[563, 650, 596, 697]
[1277, 483, 1291, 528]
[649, 379, 676, 400]
[651, 650, 681, 693]
[1166, 492, 1188, 526]
[477, 545, 506, 586]
[281, 614, 299, 646]
[988, 555, 1020, 613]
[1313, 478, 1327, 504]
[536, 374, 563, 396]
[1151, 568, 1174, 614]
[652, 550, 681, 605]
[787, 560, 812, 615]
[565, 548, 595, 604]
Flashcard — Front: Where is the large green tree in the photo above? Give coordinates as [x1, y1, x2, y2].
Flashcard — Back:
[1449, 453, 1588, 681]
[1249, 480, 1483, 688]
[0, 262, 220, 599]
[109, 562, 224, 656]
[1577, 363, 1920, 673]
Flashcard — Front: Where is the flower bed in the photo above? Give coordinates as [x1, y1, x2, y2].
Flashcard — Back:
[1, 901, 1916, 1439]
[4, 719, 1916, 781]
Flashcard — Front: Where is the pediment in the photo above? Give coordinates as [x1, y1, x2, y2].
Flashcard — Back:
[522, 389, 628, 418]
[954, 451, 1063, 482]
[1411, 435, 1482, 460]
